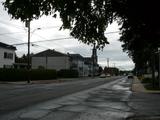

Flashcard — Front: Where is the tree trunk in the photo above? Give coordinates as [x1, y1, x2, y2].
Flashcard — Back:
[151, 53, 155, 88]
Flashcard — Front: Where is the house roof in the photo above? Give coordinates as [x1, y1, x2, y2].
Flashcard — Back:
[0, 42, 16, 50]
[70, 54, 84, 60]
[84, 57, 93, 64]
[33, 49, 68, 57]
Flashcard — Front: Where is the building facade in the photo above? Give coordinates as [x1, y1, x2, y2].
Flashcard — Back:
[32, 49, 71, 70]
[0, 42, 16, 68]
[70, 54, 85, 76]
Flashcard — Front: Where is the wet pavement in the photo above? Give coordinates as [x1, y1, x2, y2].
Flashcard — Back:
[128, 78, 160, 120]
[1, 77, 160, 120]
[0, 77, 135, 120]
[0, 77, 122, 115]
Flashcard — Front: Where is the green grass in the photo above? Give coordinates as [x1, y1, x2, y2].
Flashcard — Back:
[141, 78, 160, 90]
[144, 84, 160, 90]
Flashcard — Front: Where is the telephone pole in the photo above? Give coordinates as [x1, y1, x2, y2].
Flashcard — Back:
[158, 47, 160, 88]
[25, 19, 31, 83]
[107, 58, 109, 68]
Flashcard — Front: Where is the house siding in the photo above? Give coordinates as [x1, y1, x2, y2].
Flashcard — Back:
[71, 58, 85, 77]
[0, 47, 15, 68]
[31, 56, 71, 70]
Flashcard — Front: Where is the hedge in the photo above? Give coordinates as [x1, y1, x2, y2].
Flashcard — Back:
[0, 69, 57, 81]
[57, 69, 79, 78]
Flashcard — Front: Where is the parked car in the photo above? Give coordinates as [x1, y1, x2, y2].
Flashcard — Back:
[99, 74, 106, 78]
[128, 74, 133, 79]
[106, 74, 111, 77]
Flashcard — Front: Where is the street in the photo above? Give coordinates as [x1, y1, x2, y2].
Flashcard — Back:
[1, 76, 160, 120]
[0, 77, 122, 116]
[0, 76, 133, 120]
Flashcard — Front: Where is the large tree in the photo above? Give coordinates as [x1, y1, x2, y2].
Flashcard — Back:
[3, 0, 115, 48]
[3, 0, 160, 70]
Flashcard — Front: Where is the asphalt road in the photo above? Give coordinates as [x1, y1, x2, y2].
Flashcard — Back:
[0, 76, 122, 115]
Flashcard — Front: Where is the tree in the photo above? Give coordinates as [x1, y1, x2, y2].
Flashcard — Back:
[3, 0, 114, 48]
[112, 0, 160, 85]
[3, 0, 160, 78]
[15, 53, 34, 63]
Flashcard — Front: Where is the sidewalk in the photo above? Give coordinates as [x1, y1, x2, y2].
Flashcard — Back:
[131, 76, 160, 93]
[129, 77, 160, 119]
[0, 77, 91, 85]
[131, 77, 146, 92]
[0, 76, 120, 85]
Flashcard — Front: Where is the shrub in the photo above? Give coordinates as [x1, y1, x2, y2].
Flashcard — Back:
[57, 69, 78, 78]
[141, 77, 152, 83]
[0, 68, 57, 81]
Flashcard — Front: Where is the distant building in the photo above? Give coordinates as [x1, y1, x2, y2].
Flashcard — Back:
[84, 57, 93, 76]
[70, 54, 85, 77]
[31, 49, 71, 70]
[32, 48, 100, 77]
[0, 42, 16, 68]
[83, 43, 99, 76]
[104, 67, 119, 76]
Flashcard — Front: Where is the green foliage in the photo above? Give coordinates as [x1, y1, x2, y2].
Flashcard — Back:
[3, 0, 114, 48]
[57, 69, 78, 78]
[3, 0, 160, 70]
[141, 78, 152, 83]
[141, 78, 160, 90]
[0, 69, 57, 81]
[112, 0, 160, 73]
[31, 69, 57, 80]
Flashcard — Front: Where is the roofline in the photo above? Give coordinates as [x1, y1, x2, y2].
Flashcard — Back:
[0, 42, 16, 50]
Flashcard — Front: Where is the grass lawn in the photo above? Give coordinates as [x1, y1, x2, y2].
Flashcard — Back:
[141, 78, 160, 90]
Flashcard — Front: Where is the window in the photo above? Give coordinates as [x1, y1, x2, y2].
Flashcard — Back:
[4, 52, 13, 59]
[3, 65, 13, 68]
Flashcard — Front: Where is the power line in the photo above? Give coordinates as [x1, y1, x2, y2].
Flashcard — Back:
[0, 35, 25, 43]
[0, 32, 26, 36]
[33, 33, 68, 50]
[12, 31, 120, 46]
[12, 37, 74, 45]
[0, 20, 25, 30]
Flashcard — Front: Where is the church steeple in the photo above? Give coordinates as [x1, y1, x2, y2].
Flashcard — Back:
[92, 43, 97, 64]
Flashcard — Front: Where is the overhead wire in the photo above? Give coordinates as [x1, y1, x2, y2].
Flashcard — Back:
[12, 31, 120, 46]
[0, 20, 25, 30]
[0, 31, 26, 36]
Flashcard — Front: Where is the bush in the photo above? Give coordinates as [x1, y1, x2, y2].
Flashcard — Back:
[31, 69, 57, 80]
[141, 77, 152, 83]
[0, 68, 57, 81]
[57, 69, 78, 78]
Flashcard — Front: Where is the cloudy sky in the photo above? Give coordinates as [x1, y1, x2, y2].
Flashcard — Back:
[0, 0, 134, 70]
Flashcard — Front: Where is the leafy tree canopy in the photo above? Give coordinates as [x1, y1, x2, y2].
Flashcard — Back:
[3, 0, 160, 70]
[3, 0, 115, 48]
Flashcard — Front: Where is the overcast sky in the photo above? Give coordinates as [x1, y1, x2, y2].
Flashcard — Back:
[0, 0, 134, 70]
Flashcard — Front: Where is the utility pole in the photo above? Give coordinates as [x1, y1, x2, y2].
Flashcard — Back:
[113, 63, 115, 68]
[158, 47, 160, 88]
[107, 58, 109, 68]
[26, 19, 31, 83]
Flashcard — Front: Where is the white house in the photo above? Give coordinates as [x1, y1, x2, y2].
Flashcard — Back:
[31, 49, 71, 70]
[0, 42, 16, 68]
[70, 54, 87, 76]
